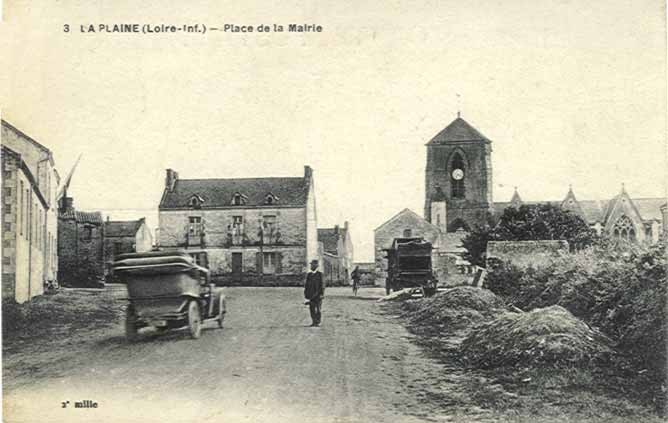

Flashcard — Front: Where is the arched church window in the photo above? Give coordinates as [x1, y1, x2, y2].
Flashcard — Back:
[450, 153, 466, 199]
[613, 215, 636, 241]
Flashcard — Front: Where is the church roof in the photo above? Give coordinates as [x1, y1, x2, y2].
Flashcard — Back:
[630, 198, 665, 222]
[427, 117, 490, 145]
[493, 195, 663, 225]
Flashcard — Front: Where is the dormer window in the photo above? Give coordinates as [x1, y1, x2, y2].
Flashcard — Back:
[189, 194, 205, 209]
[231, 192, 248, 206]
[264, 192, 280, 205]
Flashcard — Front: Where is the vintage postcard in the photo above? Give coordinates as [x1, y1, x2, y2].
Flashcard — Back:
[1, 1, 666, 422]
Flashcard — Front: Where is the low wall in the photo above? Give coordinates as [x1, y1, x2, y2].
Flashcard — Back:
[486, 240, 569, 269]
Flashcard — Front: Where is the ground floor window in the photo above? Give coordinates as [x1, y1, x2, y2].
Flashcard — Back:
[190, 252, 209, 268]
[113, 241, 123, 256]
[260, 252, 283, 274]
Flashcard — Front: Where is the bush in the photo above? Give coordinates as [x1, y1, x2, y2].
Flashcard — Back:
[484, 242, 667, 388]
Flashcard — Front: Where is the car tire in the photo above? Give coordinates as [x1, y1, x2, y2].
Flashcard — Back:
[187, 300, 202, 339]
[125, 305, 138, 342]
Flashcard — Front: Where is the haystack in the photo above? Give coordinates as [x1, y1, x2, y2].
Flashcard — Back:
[402, 286, 506, 328]
[461, 305, 613, 369]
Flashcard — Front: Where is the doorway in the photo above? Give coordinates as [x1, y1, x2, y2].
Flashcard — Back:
[231, 253, 243, 277]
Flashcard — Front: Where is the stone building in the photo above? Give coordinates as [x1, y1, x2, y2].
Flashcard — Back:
[57, 197, 104, 287]
[158, 166, 318, 285]
[1, 121, 60, 303]
[103, 217, 153, 271]
[318, 222, 354, 286]
[495, 186, 666, 244]
[424, 114, 666, 243]
[424, 114, 493, 232]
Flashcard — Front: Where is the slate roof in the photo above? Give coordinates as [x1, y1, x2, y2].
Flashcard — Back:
[105, 219, 144, 238]
[318, 228, 343, 254]
[427, 117, 490, 145]
[632, 198, 666, 222]
[493, 196, 663, 225]
[59, 210, 103, 224]
[160, 177, 308, 209]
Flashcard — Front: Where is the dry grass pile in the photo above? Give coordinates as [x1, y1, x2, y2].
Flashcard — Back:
[402, 286, 506, 329]
[461, 305, 614, 369]
[2, 289, 121, 342]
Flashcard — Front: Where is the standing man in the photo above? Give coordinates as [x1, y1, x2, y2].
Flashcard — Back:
[304, 259, 325, 327]
[351, 265, 361, 296]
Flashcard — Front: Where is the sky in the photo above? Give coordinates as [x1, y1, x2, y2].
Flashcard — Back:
[1, 0, 666, 261]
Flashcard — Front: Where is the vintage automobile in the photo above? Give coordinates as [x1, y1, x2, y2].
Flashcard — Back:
[384, 237, 438, 297]
[113, 250, 226, 341]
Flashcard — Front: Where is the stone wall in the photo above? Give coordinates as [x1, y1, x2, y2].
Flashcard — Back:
[159, 246, 308, 286]
[424, 142, 493, 231]
[486, 240, 569, 269]
[159, 207, 306, 248]
[58, 218, 104, 287]
[2, 148, 48, 302]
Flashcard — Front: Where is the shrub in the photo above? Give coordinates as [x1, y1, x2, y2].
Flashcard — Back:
[484, 242, 667, 388]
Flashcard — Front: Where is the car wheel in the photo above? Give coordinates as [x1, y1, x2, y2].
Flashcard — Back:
[187, 300, 201, 339]
[125, 305, 138, 342]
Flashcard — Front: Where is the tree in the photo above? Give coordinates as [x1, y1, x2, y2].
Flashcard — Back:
[462, 203, 597, 267]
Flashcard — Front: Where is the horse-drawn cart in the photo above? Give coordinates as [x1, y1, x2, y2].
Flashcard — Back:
[113, 251, 226, 341]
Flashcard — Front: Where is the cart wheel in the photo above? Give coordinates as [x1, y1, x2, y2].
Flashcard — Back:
[187, 301, 202, 339]
[125, 305, 138, 342]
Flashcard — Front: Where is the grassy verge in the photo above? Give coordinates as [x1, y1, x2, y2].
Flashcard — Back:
[384, 293, 666, 422]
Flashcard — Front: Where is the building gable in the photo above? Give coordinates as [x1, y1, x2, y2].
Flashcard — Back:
[603, 190, 644, 234]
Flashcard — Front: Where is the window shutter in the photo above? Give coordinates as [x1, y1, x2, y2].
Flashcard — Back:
[276, 252, 283, 273]
[256, 252, 262, 273]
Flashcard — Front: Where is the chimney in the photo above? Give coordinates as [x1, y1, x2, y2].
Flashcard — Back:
[106, 216, 110, 222]
[166, 169, 178, 192]
[344, 221, 349, 232]
[304, 165, 313, 180]
[59, 196, 74, 213]
[334, 224, 340, 234]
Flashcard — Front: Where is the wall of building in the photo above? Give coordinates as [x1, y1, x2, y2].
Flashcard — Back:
[305, 174, 319, 263]
[159, 207, 307, 248]
[424, 142, 493, 231]
[486, 240, 569, 269]
[322, 253, 348, 286]
[57, 219, 104, 286]
[161, 245, 307, 286]
[135, 222, 153, 252]
[159, 205, 311, 286]
[2, 149, 50, 303]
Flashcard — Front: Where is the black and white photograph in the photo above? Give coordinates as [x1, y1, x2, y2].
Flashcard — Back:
[1, 1, 666, 422]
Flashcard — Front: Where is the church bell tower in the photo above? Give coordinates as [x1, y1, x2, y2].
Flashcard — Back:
[424, 114, 493, 232]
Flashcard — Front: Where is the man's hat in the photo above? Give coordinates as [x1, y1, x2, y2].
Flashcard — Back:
[310, 259, 319, 265]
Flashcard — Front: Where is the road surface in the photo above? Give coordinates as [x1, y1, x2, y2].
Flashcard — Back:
[3, 287, 494, 423]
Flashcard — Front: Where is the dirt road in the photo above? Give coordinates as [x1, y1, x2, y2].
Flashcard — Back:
[3, 287, 497, 423]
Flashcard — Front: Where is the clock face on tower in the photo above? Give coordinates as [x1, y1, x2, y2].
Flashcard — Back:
[452, 168, 464, 180]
